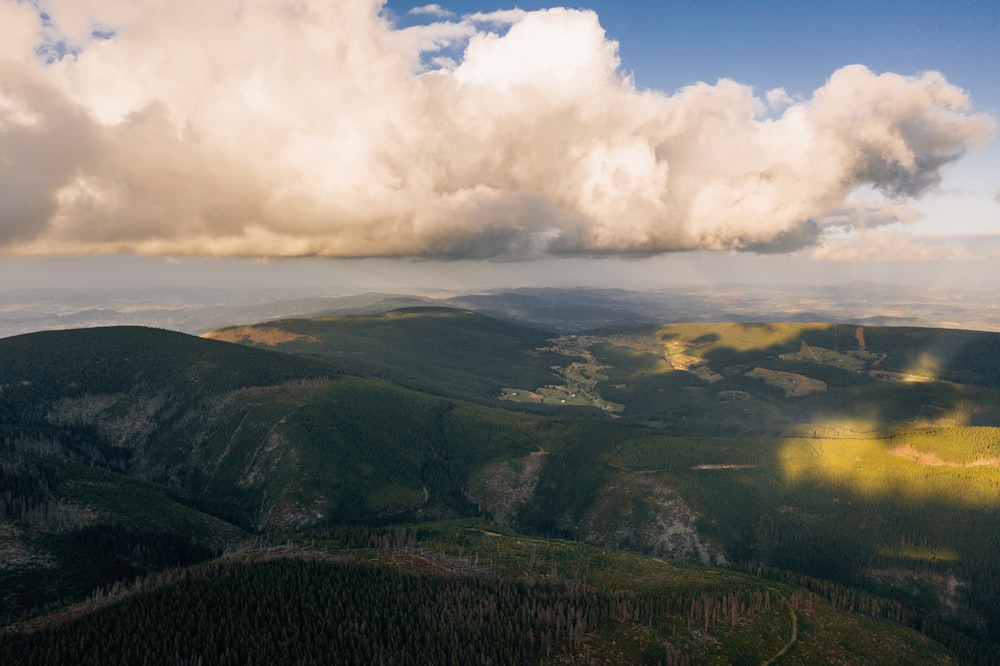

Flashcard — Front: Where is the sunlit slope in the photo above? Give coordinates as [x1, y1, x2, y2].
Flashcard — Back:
[499, 427, 1000, 651]
[574, 322, 1000, 428]
[203, 307, 569, 402]
[0, 521, 962, 666]
[203, 313, 1000, 428]
[486, 322, 1000, 644]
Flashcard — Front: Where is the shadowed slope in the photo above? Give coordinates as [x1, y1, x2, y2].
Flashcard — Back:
[204, 307, 567, 402]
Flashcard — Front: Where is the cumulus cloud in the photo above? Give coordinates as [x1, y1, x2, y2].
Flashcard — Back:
[764, 87, 794, 111]
[0, 0, 995, 258]
[464, 9, 529, 25]
[409, 4, 455, 19]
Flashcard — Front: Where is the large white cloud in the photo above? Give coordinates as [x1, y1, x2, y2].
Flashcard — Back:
[0, 0, 994, 258]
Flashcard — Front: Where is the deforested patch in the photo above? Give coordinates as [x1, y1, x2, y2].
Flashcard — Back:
[465, 451, 547, 526]
[888, 444, 1000, 468]
[47, 392, 167, 448]
[261, 498, 328, 532]
[0, 521, 55, 569]
[581, 472, 726, 564]
[239, 430, 289, 489]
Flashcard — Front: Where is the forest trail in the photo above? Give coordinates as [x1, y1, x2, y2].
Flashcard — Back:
[762, 594, 798, 666]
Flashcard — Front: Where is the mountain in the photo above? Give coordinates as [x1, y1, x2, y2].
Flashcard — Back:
[2, 312, 1000, 661]
[0, 520, 963, 666]
[444, 290, 654, 331]
[5, 283, 1000, 340]
[202, 306, 567, 402]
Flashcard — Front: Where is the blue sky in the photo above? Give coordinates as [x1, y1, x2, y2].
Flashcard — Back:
[386, 1, 999, 104]
[0, 0, 997, 292]
[387, 0, 1000, 238]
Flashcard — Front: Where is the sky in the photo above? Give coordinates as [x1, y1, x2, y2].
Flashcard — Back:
[0, 0, 998, 292]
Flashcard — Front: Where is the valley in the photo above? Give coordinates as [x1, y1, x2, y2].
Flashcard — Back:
[1, 310, 1000, 663]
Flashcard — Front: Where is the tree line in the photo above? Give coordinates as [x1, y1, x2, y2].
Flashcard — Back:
[0, 556, 786, 665]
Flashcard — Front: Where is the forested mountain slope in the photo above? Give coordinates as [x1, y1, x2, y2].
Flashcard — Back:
[2, 316, 1000, 660]
[0, 521, 971, 665]
[203, 306, 569, 402]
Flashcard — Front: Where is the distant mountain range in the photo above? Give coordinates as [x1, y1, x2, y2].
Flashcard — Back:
[3, 282, 1000, 339]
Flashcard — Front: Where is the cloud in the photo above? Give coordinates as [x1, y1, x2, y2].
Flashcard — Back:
[764, 87, 794, 111]
[0, 0, 995, 259]
[995, 189, 1000, 204]
[464, 9, 529, 26]
[409, 4, 454, 19]
[811, 229, 971, 262]
[818, 199, 923, 229]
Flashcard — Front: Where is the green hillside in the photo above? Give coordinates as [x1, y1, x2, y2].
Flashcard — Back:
[0, 452, 246, 622]
[3, 317, 1000, 660]
[0, 521, 965, 665]
[0, 325, 331, 402]
[0, 325, 563, 532]
[576, 322, 1000, 429]
[203, 307, 569, 402]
